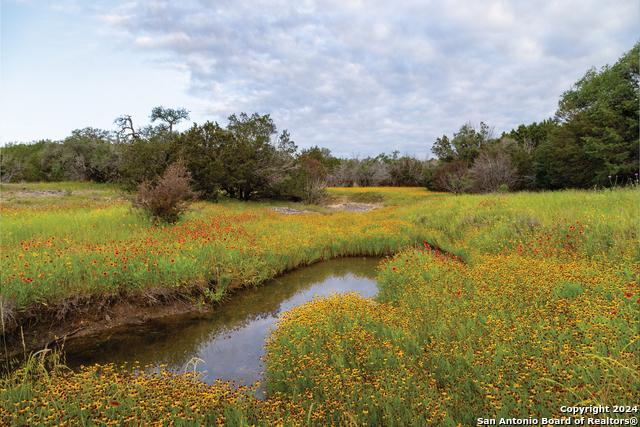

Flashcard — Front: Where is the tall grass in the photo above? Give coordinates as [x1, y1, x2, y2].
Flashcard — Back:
[1, 185, 638, 426]
[1, 190, 431, 313]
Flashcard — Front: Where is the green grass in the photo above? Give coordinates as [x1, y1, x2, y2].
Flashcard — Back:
[1, 184, 639, 426]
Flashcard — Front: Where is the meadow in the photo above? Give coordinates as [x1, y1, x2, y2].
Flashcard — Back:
[1, 183, 638, 426]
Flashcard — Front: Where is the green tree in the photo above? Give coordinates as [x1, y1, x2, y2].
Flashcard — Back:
[170, 121, 228, 200]
[536, 42, 639, 188]
[299, 145, 340, 171]
[431, 135, 455, 163]
[432, 122, 495, 164]
[503, 119, 558, 146]
[150, 106, 190, 133]
[39, 128, 123, 182]
[223, 113, 299, 200]
[119, 126, 173, 191]
[0, 140, 50, 182]
[169, 114, 301, 201]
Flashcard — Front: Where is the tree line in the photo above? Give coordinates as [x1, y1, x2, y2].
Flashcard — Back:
[429, 42, 638, 193]
[1, 43, 637, 197]
[0, 109, 432, 203]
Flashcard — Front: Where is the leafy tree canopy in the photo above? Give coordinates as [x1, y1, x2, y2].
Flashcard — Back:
[150, 106, 190, 133]
[432, 121, 495, 164]
[536, 42, 639, 188]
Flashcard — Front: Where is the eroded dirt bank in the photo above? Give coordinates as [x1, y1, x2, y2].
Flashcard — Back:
[1, 293, 211, 363]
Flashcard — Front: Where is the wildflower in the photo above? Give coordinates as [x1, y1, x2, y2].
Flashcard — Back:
[624, 292, 634, 299]
[171, 259, 175, 263]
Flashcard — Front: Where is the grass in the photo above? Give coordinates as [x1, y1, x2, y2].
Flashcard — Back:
[1, 187, 430, 314]
[1, 184, 639, 426]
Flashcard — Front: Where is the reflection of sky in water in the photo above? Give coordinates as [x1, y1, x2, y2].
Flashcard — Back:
[62, 258, 380, 397]
[197, 274, 378, 389]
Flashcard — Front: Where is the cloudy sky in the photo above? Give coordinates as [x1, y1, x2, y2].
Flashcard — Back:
[2, 0, 638, 158]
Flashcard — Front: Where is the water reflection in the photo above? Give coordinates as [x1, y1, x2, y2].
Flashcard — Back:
[63, 257, 381, 390]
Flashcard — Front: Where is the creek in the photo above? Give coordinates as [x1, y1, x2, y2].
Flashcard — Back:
[62, 257, 381, 396]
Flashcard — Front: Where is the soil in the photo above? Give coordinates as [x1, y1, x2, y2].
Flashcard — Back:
[324, 202, 382, 213]
[268, 202, 381, 215]
[1, 295, 211, 363]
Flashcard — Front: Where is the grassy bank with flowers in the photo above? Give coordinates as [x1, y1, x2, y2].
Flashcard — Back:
[1, 184, 639, 426]
[262, 187, 639, 425]
[1, 184, 430, 345]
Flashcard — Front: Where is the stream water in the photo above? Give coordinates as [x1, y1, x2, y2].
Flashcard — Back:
[61, 257, 381, 395]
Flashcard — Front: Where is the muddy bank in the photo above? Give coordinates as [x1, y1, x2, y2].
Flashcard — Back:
[1, 292, 211, 363]
[1, 252, 386, 363]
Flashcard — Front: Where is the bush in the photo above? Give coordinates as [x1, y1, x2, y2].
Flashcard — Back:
[130, 160, 201, 223]
[433, 160, 473, 194]
[302, 177, 328, 205]
[469, 149, 519, 193]
[388, 156, 424, 186]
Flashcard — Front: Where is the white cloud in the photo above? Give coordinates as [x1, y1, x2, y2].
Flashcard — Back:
[2, 0, 638, 158]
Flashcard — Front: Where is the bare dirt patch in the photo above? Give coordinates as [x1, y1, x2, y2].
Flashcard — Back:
[324, 203, 382, 213]
[268, 202, 381, 215]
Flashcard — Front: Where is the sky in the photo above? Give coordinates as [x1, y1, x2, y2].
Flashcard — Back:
[2, 0, 638, 159]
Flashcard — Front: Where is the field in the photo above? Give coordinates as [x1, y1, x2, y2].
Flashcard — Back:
[1, 183, 639, 426]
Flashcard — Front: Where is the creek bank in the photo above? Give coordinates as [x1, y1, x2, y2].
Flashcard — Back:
[1, 293, 211, 363]
[1, 253, 387, 364]
[1, 200, 384, 363]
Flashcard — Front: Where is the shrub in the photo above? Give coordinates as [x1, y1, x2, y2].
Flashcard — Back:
[433, 160, 473, 194]
[130, 159, 201, 223]
[469, 149, 519, 193]
[302, 177, 328, 205]
[388, 156, 424, 186]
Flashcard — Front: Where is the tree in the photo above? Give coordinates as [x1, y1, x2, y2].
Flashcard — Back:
[328, 159, 355, 187]
[431, 135, 455, 163]
[388, 156, 424, 186]
[300, 145, 340, 171]
[502, 119, 558, 148]
[24, 128, 123, 183]
[119, 125, 175, 191]
[432, 122, 495, 163]
[1, 140, 50, 182]
[150, 106, 190, 133]
[168, 121, 229, 200]
[169, 114, 302, 201]
[223, 113, 299, 200]
[114, 115, 137, 143]
[350, 157, 390, 187]
[536, 42, 639, 188]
